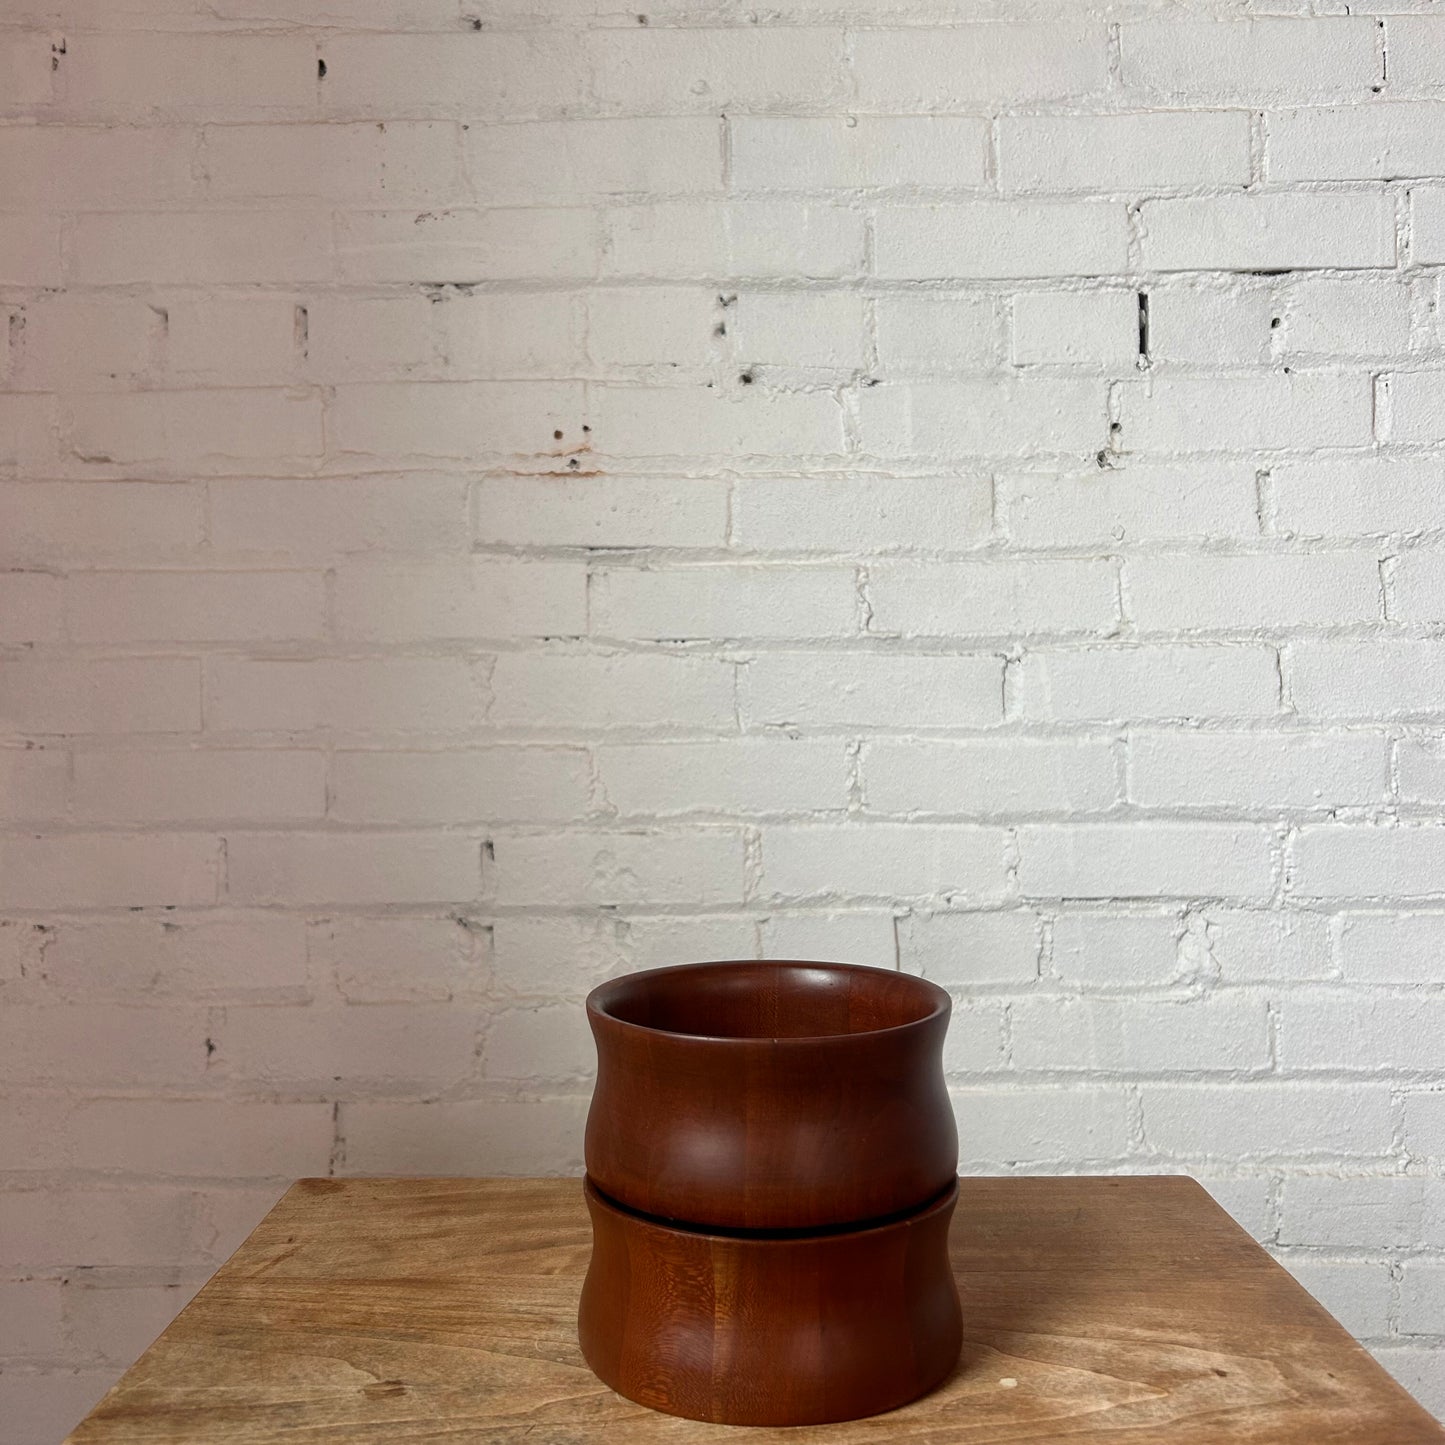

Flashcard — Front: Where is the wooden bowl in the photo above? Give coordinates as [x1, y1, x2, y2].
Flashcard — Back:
[578, 1175, 962, 1427]
[585, 960, 957, 1230]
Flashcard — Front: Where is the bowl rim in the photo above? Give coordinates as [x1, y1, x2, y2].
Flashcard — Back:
[586, 959, 950, 1047]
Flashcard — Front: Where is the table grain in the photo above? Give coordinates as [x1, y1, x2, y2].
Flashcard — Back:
[66, 1175, 1445, 1444]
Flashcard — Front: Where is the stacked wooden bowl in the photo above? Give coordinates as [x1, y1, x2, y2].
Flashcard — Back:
[577, 960, 963, 1427]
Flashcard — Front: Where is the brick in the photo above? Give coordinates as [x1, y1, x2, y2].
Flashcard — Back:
[1003, 464, 1259, 547]
[1273, 458, 1445, 539]
[1281, 1175, 1445, 1249]
[1292, 825, 1445, 900]
[762, 823, 1008, 904]
[341, 1096, 586, 1175]
[329, 380, 584, 460]
[598, 738, 847, 816]
[0, 748, 67, 823]
[1405, 1092, 1445, 1159]
[1016, 645, 1280, 722]
[1002, 111, 1250, 193]
[335, 559, 586, 641]
[18, 297, 161, 390]
[490, 915, 629, 997]
[63, 1278, 203, 1367]
[489, 653, 734, 731]
[863, 738, 1118, 817]
[329, 743, 592, 825]
[72, 211, 332, 284]
[217, 1003, 482, 1092]
[870, 558, 1117, 638]
[176, 298, 303, 383]
[466, 119, 720, 204]
[0, 658, 200, 735]
[1138, 193, 1395, 272]
[953, 1085, 1132, 1167]
[592, 384, 843, 459]
[875, 202, 1129, 280]
[590, 28, 844, 113]
[38, 914, 310, 999]
[1051, 911, 1183, 988]
[0, 571, 63, 643]
[1147, 284, 1277, 367]
[72, 748, 325, 824]
[0, 483, 204, 563]
[322, 32, 588, 119]
[66, 570, 325, 643]
[1339, 912, 1445, 984]
[0, 1004, 210, 1086]
[1387, 18, 1445, 93]
[206, 658, 484, 735]
[1012, 290, 1137, 368]
[732, 116, 987, 192]
[336, 207, 597, 283]
[1121, 19, 1379, 102]
[0, 1279, 63, 1359]
[587, 288, 717, 371]
[484, 1003, 593, 1083]
[203, 122, 460, 203]
[0, 1185, 204, 1269]
[0, 215, 62, 287]
[313, 915, 487, 1004]
[1202, 1179, 1273, 1240]
[859, 378, 1105, 457]
[1291, 641, 1445, 719]
[1129, 730, 1386, 811]
[592, 564, 857, 640]
[1127, 553, 1381, 631]
[1142, 1082, 1395, 1158]
[1391, 553, 1445, 623]
[211, 475, 467, 558]
[0, 1371, 113, 1445]
[68, 389, 323, 470]
[731, 476, 992, 554]
[1283, 1259, 1393, 1338]
[227, 832, 481, 906]
[67, 1099, 334, 1177]
[1414, 187, 1445, 266]
[1271, 103, 1445, 182]
[1374, 1348, 1445, 1419]
[731, 293, 867, 370]
[625, 914, 759, 972]
[1280, 991, 1445, 1072]
[1285, 279, 1413, 358]
[875, 296, 997, 374]
[486, 829, 745, 907]
[942, 999, 1008, 1074]
[1121, 374, 1373, 452]
[63, 33, 315, 116]
[0, 394, 56, 471]
[603, 201, 864, 279]
[1383, 371, 1445, 446]
[1400, 1262, 1445, 1336]
[0, 834, 218, 909]
[1012, 994, 1269, 1074]
[898, 910, 1042, 986]
[0, 31, 54, 112]
[0, 126, 198, 209]
[760, 910, 896, 966]
[476, 475, 727, 549]
[1019, 823, 1275, 901]
[1399, 740, 1445, 803]
[852, 25, 1108, 109]
[1189, 907, 1335, 985]
[745, 652, 1004, 730]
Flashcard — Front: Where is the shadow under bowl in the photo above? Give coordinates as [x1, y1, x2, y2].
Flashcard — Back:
[584, 960, 957, 1231]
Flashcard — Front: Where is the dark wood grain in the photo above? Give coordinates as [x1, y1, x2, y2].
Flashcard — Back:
[578, 1176, 962, 1425]
[585, 960, 958, 1229]
[66, 1175, 1445, 1445]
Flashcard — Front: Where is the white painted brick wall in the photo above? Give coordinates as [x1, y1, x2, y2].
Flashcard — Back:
[4, 2, 1445, 1439]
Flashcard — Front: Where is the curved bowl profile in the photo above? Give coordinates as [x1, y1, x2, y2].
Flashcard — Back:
[578, 1176, 963, 1427]
[584, 960, 958, 1231]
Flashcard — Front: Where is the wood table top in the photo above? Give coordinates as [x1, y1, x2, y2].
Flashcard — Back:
[66, 1175, 1444, 1444]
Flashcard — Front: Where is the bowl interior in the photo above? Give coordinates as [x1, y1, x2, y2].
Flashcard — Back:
[594, 961, 943, 1041]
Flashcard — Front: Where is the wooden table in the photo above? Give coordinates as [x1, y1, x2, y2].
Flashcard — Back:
[67, 1176, 1444, 1444]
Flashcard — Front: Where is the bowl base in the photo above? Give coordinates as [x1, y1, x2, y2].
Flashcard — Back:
[578, 1177, 962, 1427]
